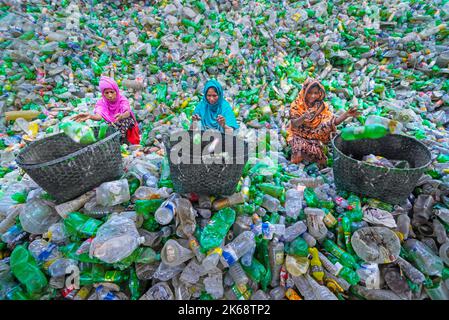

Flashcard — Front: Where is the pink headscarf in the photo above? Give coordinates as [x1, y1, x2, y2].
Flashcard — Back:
[95, 76, 136, 123]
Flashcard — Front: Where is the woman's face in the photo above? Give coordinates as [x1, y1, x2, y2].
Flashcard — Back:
[103, 88, 117, 102]
[305, 86, 322, 106]
[206, 87, 219, 105]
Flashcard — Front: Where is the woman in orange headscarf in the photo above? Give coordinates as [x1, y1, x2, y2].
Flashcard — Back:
[287, 79, 360, 166]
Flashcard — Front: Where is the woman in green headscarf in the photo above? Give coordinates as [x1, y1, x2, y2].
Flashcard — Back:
[191, 79, 239, 133]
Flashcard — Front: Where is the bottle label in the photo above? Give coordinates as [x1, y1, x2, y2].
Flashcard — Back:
[208, 247, 223, 256]
[222, 247, 238, 267]
[37, 243, 57, 263]
[261, 222, 271, 238]
[275, 252, 285, 265]
[164, 201, 175, 214]
[189, 238, 199, 251]
[323, 212, 337, 228]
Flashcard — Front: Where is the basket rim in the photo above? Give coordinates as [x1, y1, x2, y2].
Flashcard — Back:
[331, 133, 432, 172]
[16, 129, 121, 169]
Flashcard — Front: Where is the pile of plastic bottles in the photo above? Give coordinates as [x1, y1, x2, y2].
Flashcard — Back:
[1, 0, 449, 300]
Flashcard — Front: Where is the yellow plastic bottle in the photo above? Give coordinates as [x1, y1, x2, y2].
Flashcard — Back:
[308, 247, 325, 284]
[5, 110, 41, 121]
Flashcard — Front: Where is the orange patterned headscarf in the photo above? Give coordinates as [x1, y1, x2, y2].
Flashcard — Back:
[288, 79, 333, 137]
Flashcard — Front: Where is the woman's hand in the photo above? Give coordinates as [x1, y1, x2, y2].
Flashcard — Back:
[72, 113, 90, 122]
[344, 106, 361, 119]
[192, 114, 201, 121]
[217, 115, 226, 128]
[115, 113, 126, 122]
[335, 107, 361, 125]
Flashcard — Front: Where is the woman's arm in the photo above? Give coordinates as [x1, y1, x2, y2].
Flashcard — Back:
[290, 113, 310, 129]
[72, 112, 103, 122]
[334, 107, 360, 126]
[115, 111, 131, 121]
[89, 113, 103, 121]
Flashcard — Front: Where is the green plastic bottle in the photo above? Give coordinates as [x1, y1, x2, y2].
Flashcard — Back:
[129, 268, 140, 300]
[134, 199, 165, 219]
[200, 208, 236, 251]
[97, 122, 109, 140]
[79, 270, 129, 285]
[304, 188, 320, 207]
[6, 285, 30, 300]
[258, 239, 272, 291]
[322, 239, 359, 270]
[10, 245, 48, 295]
[135, 247, 160, 264]
[326, 254, 360, 285]
[346, 195, 363, 222]
[437, 154, 449, 163]
[341, 124, 388, 141]
[59, 121, 97, 145]
[341, 216, 355, 254]
[63, 212, 103, 238]
[285, 237, 309, 257]
[258, 183, 284, 199]
[241, 258, 266, 284]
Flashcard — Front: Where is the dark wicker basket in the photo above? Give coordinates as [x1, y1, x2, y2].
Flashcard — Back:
[332, 133, 432, 205]
[164, 130, 249, 196]
[16, 127, 123, 204]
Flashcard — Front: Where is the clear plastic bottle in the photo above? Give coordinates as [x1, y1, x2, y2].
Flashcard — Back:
[179, 259, 204, 284]
[95, 179, 131, 207]
[155, 194, 179, 225]
[394, 256, 426, 284]
[220, 231, 255, 267]
[140, 282, 174, 300]
[241, 240, 256, 267]
[351, 285, 402, 300]
[433, 218, 448, 245]
[250, 290, 270, 300]
[28, 238, 62, 269]
[44, 222, 69, 245]
[204, 272, 224, 299]
[228, 262, 249, 286]
[283, 221, 307, 242]
[439, 242, 449, 266]
[175, 198, 197, 237]
[396, 214, 411, 240]
[89, 215, 145, 264]
[269, 286, 286, 300]
[304, 208, 328, 241]
[291, 275, 316, 300]
[161, 239, 194, 267]
[0, 205, 22, 234]
[403, 239, 444, 276]
[269, 238, 284, 287]
[261, 194, 280, 212]
[305, 274, 338, 300]
[413, 194, 434, 223]
[285, 188, 303, 219]
[19, 199, 60, 234]
[251, 221, 285, 240]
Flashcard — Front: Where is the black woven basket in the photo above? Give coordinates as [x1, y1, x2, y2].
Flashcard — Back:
[16, 127, 123, 204]
[332, 133, 432, 205]
[164, 130, 249, 196]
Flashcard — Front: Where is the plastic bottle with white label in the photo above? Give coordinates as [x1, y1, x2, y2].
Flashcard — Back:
[155, 194, 179, 225]
[220, 231, 256, 267]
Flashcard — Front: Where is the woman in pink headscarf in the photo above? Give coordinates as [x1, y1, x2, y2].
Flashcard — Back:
[73, 76, 140, 145]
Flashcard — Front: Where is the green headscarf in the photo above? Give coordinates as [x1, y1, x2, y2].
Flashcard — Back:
[192, 79, 239, 133]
